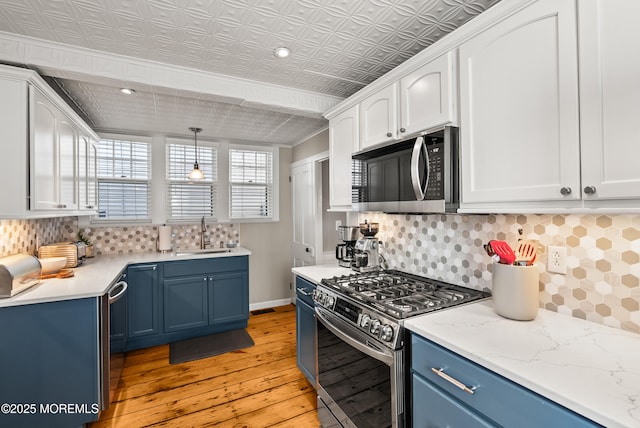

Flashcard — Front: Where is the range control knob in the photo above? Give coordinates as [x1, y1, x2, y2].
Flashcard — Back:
[360, 314, 371, 329]
[380, 325, 394, 342]
[326, 295, 335, 307]
[370, 319, 381, 335]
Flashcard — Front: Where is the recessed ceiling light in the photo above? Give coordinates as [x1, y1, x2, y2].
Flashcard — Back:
[273, 47, 290, 58]
[120, 88, 135, 95]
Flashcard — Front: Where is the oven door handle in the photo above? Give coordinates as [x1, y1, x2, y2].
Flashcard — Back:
[316, 307, 394, 366]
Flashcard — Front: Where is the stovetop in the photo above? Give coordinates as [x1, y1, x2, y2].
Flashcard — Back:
[320, 269, 490, 320]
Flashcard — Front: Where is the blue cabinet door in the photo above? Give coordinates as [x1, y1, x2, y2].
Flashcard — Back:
[127, 264, 160, 338]
[0, 298, 100, 428]
[164, 275, 209, 332]
[296, 296, 316, 386]
[209, 271, 248, 324]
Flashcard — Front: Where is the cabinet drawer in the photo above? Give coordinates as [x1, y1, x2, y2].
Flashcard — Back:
[163, 256, 248, 277]
[412, 372, 493, 428]
[411, 334, 598, 428]
[295, 276, 316, 307]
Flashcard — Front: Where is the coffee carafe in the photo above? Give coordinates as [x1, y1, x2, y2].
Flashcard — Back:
[353, 221, 381, 272]
[336, 226, 358, 268]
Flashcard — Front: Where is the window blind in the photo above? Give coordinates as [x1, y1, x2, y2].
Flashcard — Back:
[229, 148, 273, 219]
[167, 143, 217, 220]
[95, 139, 151, 220]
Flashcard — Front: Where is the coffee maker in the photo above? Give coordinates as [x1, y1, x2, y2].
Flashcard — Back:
[353, 221, 381, 272]
[336, 226, 358, 268]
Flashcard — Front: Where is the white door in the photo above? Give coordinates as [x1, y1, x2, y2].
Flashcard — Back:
[579, 0, 640, 201]
[291, 161, 319, 269]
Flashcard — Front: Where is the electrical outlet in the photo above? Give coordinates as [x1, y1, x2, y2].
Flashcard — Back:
[548, 245, 567, 274]
[335, 220, 342, 230]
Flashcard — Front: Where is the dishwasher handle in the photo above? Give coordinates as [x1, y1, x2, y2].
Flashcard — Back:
[108, 281, 128, 304]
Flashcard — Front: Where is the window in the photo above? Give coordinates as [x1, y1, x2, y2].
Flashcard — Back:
[95, 139, 151, 221]
[166, 143, 217, 220]
[229, 148, 274, 219]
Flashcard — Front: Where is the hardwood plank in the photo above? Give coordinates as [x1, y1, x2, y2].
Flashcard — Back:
[91, 304, 317, 427]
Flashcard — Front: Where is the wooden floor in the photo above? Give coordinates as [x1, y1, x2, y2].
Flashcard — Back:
[91, 305, 319, 427]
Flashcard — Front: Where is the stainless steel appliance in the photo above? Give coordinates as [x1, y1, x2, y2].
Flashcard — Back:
[352, 126, 459, 213]
[352, 221, 381, 272]
[336, 226, 359, 268]
[38, 241, 87, 268]
[0, 254, 41, 298]
[314, 270, 490, 427]
[99, 276, 128, 412]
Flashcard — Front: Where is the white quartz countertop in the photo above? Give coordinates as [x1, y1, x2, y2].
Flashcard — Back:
[405, 300, 640, 428]
[291, 263, 353, 285]
[0, 247, 251, 308]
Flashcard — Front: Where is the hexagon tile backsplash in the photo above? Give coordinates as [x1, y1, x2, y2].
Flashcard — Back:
[360, 213, 640, 334]
[1, 213, 639, 333]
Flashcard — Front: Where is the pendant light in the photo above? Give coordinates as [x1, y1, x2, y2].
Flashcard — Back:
[188, 127, 204, 180]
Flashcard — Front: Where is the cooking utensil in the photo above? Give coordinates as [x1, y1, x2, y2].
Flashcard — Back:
[489, 240, 516, 265]
[484, 243, 501, 263]
[515, 240, 537, 266]
[39, 268, 75, 280]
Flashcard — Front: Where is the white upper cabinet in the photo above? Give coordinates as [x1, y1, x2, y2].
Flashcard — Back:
[0, 65, 98, 218]
[329, 105, 359, 210]
[358, 52, 456, 151]
[578, 0, 640, 204]
[399, 51, 456, 137]
[78, 134, 98, 211]
[359, 83, 397, 150]
[459, 0, 581, 208]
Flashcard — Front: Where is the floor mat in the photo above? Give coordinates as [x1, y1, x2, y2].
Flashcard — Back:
[169, 329, 254, 364]
[250, 308, 276, 315]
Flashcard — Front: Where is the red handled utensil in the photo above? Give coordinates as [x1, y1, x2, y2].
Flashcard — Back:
[515, 240, 537, 266]
[488, 240, 516, 265]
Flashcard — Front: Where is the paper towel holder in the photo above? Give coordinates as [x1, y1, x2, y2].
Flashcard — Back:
[158, 224, 173, 253]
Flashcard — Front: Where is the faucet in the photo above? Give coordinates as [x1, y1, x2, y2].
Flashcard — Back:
[200, 216, 210, 249]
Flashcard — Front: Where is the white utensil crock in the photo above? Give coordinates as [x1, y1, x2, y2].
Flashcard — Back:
[492, 263, 539, 321]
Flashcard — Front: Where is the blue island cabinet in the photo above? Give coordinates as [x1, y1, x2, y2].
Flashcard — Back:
[410, 333, 599, 428]
[0, 298, 100, 428]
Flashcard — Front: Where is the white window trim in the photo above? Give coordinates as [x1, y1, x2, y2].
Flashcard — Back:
[228, 144, 279, 222]
[89, 134, 153, 226]
[165, 137, 219, 223]
[81, 135, 280, 226]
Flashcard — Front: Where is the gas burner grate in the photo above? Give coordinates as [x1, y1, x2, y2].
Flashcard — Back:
[321, 269, 490, 319]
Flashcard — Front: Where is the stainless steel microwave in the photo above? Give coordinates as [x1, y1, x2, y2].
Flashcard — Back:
[352, 126, 459, 213]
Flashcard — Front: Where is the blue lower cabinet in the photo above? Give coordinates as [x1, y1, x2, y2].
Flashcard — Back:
[164, 275, 209, 332]
[410, 333, 599, 427]
[295, 276, 316, 386]
[0, 298, 100, 428]
[125, 256, 249, 351]
[209, 271, 249, 324]
[127, 264, 161, 339]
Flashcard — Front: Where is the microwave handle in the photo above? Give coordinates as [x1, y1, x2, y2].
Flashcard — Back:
[411, 136, 428, 200]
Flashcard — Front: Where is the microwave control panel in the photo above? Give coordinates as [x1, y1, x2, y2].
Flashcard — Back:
[425, 139, 444, 200]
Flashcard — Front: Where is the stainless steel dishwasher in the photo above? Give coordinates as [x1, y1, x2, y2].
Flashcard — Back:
[99, 275, 128, 411]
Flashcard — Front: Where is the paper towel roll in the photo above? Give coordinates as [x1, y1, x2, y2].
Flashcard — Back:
[158, 225, 172, 252]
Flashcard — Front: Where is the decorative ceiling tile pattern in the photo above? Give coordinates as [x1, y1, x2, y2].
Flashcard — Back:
[0, 0, 500, 143]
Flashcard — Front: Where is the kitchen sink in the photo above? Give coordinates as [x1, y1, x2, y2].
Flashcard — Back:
[175, 248, 232, 256]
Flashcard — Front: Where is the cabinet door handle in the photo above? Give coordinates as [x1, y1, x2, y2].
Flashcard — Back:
[431, 368, 476, 395]
[584, 185, 596, 195]
[560, 187, 572, 196]
[400, 127, 406, 133]
[386, 132, 392, 137]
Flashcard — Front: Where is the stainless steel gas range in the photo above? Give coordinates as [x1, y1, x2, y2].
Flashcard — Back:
[313, 270, 490, 428]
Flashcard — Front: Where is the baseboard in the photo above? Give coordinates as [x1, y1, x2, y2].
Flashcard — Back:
[249, 298, 292, 311]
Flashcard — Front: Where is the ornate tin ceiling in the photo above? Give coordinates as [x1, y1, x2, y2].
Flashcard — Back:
[0, 0, 500, 145]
